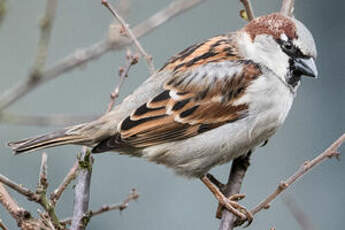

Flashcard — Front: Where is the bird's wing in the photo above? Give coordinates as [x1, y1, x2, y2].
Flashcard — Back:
[92, 35, 262, 153]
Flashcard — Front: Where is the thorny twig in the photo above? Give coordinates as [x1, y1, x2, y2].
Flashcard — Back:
[61, 189, 139, 226]
[0, 0, 207, 112]
[50, 161, 79, 206]
[102, 0, 155, 74]
[106, 51, 139, 112]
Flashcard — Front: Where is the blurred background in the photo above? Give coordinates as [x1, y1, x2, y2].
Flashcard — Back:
[0, 0, 344, 229]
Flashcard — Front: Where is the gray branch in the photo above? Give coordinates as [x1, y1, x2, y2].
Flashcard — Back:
[71, 149, 94, 230]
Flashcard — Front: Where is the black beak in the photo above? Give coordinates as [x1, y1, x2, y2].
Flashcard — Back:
[293, 57, 318, 78]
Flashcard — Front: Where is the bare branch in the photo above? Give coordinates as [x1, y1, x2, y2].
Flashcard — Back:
[0, 174, 37, 200]
[250, 133, 344, 216]
[61, 189, 139, 226]
[71, 148, 94, 230]
[0, 113, 98, 127]
[106, 51, 139, 112]
[0, 183, 31, 224]
[0, 0, 207, 112]
[51, 161, 79, 206]
[218, 153, 251, 230]
[239, 0, 255, 21]
[280, 0, 294, 16]
[102, 0, 155, 74]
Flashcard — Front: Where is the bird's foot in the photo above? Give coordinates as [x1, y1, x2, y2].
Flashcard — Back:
[216, 193, 253, 226]
[201, 175, 253, 226]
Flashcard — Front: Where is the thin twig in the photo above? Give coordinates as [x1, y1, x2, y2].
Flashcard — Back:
[0, 174, 37, 199]
[280, 0, 294, 16]
[0, 0, 207, 111]
[50, 161, 79, 206]
[0, 113, 98, 127]
[102, 0, 155, 74]
[61, 189, 139, 225]
[239, 0, 255, 21]
[282, 195, 316, 230]
[250, 133, 345, 216]
[71, 148, 94, 230]
[106, 51, 139, 112]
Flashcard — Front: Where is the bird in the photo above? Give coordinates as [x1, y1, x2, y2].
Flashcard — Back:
[8, 13, 318, 222]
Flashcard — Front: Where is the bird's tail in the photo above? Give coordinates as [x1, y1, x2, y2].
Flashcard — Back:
[8, 123, 93, 155]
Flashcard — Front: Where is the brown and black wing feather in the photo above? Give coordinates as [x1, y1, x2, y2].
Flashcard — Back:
[92, 34, 262, 153]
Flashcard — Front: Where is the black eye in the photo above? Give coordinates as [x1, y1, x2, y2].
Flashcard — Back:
[282, 41, 293, 51]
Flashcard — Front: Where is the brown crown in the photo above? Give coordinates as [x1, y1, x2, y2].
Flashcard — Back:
[243, 13, 297, 41]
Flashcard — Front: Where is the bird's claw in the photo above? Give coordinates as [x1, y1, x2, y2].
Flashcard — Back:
[216, 193, 253, 227]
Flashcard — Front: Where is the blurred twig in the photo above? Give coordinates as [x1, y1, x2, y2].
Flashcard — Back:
[31, 0, 57, 75]
[0, 0, 207, 112]
[239, 0, 255, 21]
[281, 0, 294, 16]
[102, 0, 155, 74]
[0, 0, 58, 112]
[282, 195, 316, 230]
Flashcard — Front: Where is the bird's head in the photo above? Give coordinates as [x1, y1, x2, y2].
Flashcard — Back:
[238, 13, 318, 88]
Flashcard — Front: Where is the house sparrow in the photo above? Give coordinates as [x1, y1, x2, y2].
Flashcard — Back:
[9, 13, 318, 221]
